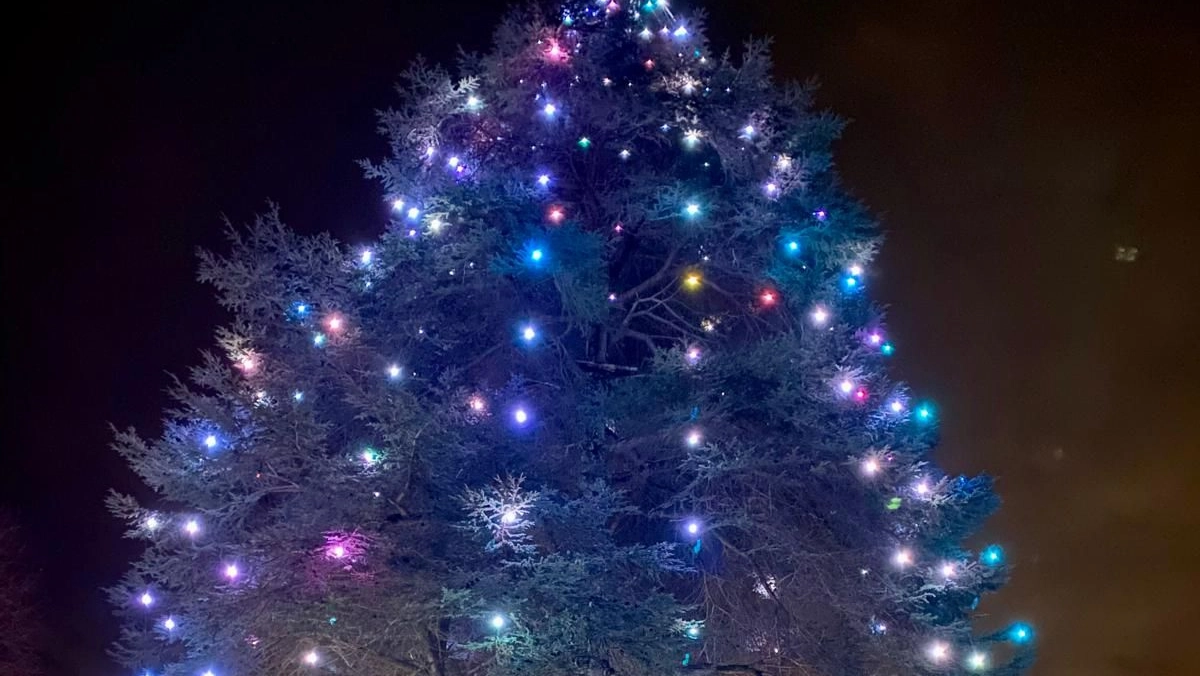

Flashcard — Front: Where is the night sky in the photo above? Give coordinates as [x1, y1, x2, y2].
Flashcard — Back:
[5, 1, 1197, 674]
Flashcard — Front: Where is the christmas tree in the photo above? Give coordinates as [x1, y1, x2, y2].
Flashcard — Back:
[108, 2, 1033, 674]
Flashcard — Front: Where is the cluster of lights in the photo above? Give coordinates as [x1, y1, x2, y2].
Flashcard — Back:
[134, 15, 1029, 674]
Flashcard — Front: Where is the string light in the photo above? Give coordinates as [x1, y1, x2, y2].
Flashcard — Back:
[303, 650, 319, 666]
[742, 124, 755, 137]
[914, 480, 931, 496]
[927, 641, 950, 663]
[685, 520, 701, 535]
[387, 364, 402, 380]
[1007, 622, 1034, 644]
[184, 519, 200, 536]
[577, 136, 591, 149]
[537, 174, 551, 186]
[981, 544, 1005, 566]
[139, 591, 154, 607]
[491, 614, 506, 630]
[223, 563, 239, 580]
[764, 182, 779, 196]
[469, 395, 487, 412]
[465, 95, 482, 110]
[941, 562, 957, 579]
[889, 400, 905, 414]
[407, 207, 420, 220]
[391, 198, 405, 211]
[683, 271, 702, 290]
[513, 408, 529, 425]
[313, 333, 326, 347]
[360, 249, 373, 265]
[673, 25, 689, 37]
[839, 379, 855, 395]
[810, 306, 830, 325]
[361, 449, 378, 465]
[686, 430, 702, 447]
[162, 617, 176, 631]
[894, 549, 913, 567]
[203, 434, 217, 449]
[329, 545, 346, 559]
[521, 325, 537, 343]
[530, 248, 544, 262]
[145, 516, 160, 531]
[326, 316, 344, 332]
[501, 509, 518, 524]
[967, 651, 988, 671]
[293, 390, 304, 402]
[683, 129, 702, 146]
[542, 102, 558, 116]
[547, 206, 565, 224]
[619, 148, 631, 160]
[813, 209, 827, 221]
[685, 347, 701, 365]
[759, 289, 777, 306]
[862, 458, 881, 475]
[880, 342, 895, 356]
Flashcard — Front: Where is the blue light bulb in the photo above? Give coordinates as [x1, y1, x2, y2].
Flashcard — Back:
[981, 544, 1005, 566]
[531, 248, 544, 262]
[1007, 622, 1034, 644]
[787, 241, 800, 253]
[880, 342, 895, 356]
[522, 326, 537, 342]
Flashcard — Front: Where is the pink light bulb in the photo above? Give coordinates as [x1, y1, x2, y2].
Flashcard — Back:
[224, 564, 239, 580]
[330, 545, 346, 559]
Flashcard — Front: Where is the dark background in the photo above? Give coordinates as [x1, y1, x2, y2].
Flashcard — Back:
[5, 1, 1197, 674]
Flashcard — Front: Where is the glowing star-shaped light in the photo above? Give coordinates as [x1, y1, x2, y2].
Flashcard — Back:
[303, 650, 319, 666]
[447, 156, 460, 169]
[686, 520, 700, 535]
[686, 431, 702, 447]
[293, 390, 304, 402]
[542, 102, 557, 116]
[940, 562, 957, 579]
[361, 449, 378, 465]
[406, 207, 420, 220]
[764, 182, 779, 196]
[967, 651, 988, 671]
[490, 614, 506, 629]
[685, 347, 701, 365]
[547, 207, 565, 224]
[513, 408, 529, 425]
[468, 396, 486, 412]
[684, 272, 702, 290]
[673, 25, 688, 37]
[146, 516, 160, 531]
[927, 641, 950, 663]
[530, 248, 544, 262]
[760, 290, 777, 306]
[684, 203, 700, 217]
[330, 545, 346, 559]
[501, 509, 518, 524]
[391, 198, 405, 211]
[139, 591, 154, 607]
[890, 400, 905, 413]
[360, 249, 373, 265]
[203, 434, 218, 449]
[312, 333, 326, 347]
[466, 95, 481, 110]
[184, 519, 200, 536]
[537, 174, 550, 186]
[868, 332, 883, 345]
[326, 316, 344, 332]
[223, 564, 239, 580]
[163, 617, 176, 631]
[742, 124, 755, 137]
[839, 379, 855, 395]
[848, 264, 864, 276]
[810, 306, 830, 325]
[237, 355, 256, 372]
[894, 549, 913, 567]
[619, 148, 631, 160]
[914, 480, 931, 496]
[521, 325, 537, 342]
[683, 129, 702, 146]
[862, 458, 881, 475]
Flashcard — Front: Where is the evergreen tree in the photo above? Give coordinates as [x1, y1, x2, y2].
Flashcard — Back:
[108, 2, 1033, 675]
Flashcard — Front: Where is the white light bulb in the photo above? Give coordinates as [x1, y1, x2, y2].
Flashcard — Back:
[537, 174, 550, 186]
[491, 614, 505, 629]
[184, 519, 200, 536]
[839, 379, 854, 394]
[890, 400, 905, 413]
[514, 408, 529, 424]
[862, 458, 880, 475]
[894, 549, 913, 566]
[224, 564, 239, 580]
[941, 562, 956, 578]
[391, 198, 405, 210]
[849, 264, 863, 276]
[146, 516, 160, 530]
[543, 103, 557, 116]
[163, 617, 176, 631]
[928, 641, 950, 662]
[811, 307, 829, 325]
[685, 203, 700, 216]
[686, 431, 702, 447]
[407, 207, 420, 220]
[139, 592, 154, 607]
[967, 651, 988, 670]
[522, 326, 537, 342]
[304, 650, 319, 666]
[915, 481, 930, 495]
[360, 250, 373, 265]
[387, 364, 402, 379]
[686, 521, 700, 535]
[203, 434, 217, 449]
[619, 148, 631, 160]
[501, 510, 518, 524]
[743, 125, 754, 136]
